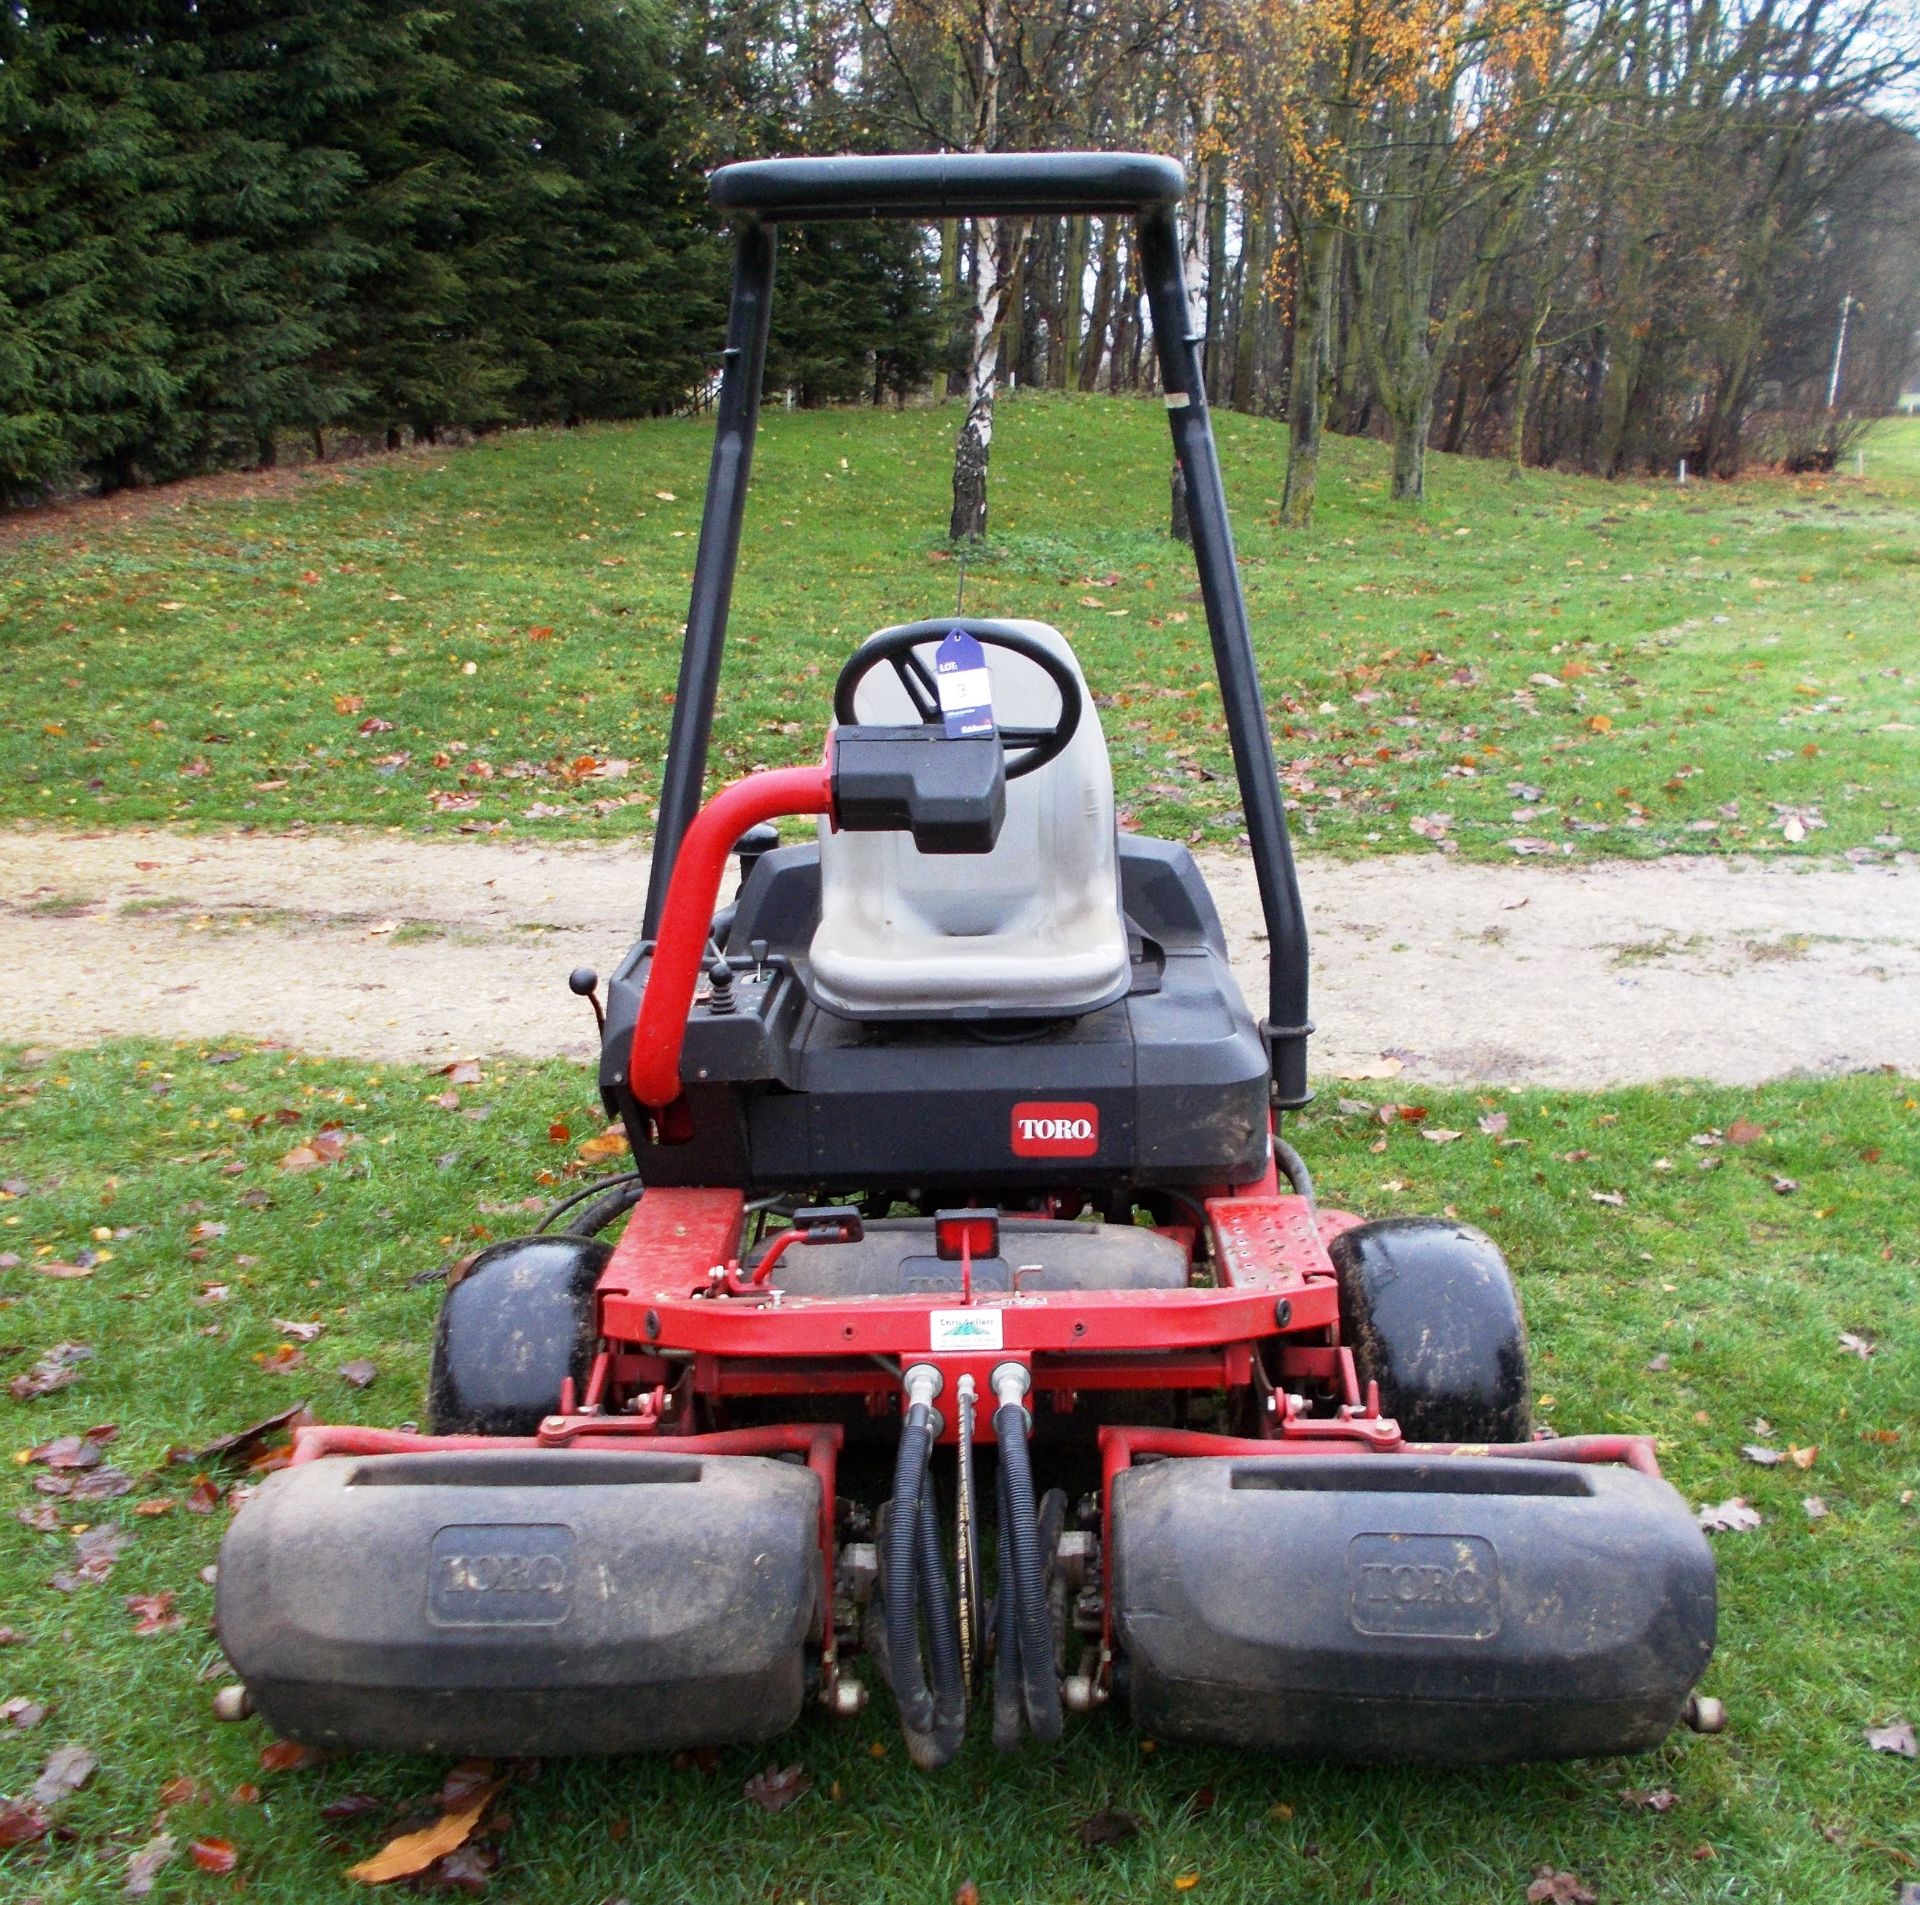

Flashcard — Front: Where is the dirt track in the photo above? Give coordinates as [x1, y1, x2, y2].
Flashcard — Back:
[5, 825, 1917, 1086]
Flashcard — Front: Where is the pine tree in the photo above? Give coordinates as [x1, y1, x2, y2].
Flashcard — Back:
[0, 6, 187, 494]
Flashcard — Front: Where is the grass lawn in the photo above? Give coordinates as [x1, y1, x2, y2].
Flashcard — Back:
[2, 1043, 1915, 1901]
[2, 404, 1915, 864]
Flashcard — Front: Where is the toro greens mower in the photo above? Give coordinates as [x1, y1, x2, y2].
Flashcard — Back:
[216, 153, 1718, 1768]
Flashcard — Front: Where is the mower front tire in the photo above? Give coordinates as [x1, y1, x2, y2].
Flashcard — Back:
[426, 1234, 608, 1435]
[1329, 1216, 1531, 1443]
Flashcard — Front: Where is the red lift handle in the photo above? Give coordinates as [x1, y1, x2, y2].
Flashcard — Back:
[629, 763, 834, 1109]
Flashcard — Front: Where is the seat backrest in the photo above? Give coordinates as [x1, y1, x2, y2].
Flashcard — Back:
[809, 622, 1128, 1016]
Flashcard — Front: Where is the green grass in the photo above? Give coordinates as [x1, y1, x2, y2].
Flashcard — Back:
[2, 1043, 1915, 1901]
[2, 405, 1916, 862]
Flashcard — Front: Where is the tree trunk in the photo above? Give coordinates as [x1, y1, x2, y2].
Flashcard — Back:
[951, 217, 1019, 541]
[1282, 216, 1337, 527]
[1080, 221, 1118, 391]
[1000, 225, 1027, 387]
[939, 216, 967, 397]
[1440, 370, 1471, 454]
[1062, 214, 1088, 389]
[1390, 397, 1431, 501]
[1172, 87, 1214, 539]
[1509, 298, 1550, 476]
[1229, 198, 1272, 414]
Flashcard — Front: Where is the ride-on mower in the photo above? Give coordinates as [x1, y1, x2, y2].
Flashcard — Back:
[217, 152, 1718, 1769]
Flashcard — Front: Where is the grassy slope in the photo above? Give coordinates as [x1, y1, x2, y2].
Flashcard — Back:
[2, 406, 1915, 862]
[2, 1044, 1915, 1902]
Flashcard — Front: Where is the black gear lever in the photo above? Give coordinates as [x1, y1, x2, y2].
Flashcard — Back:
[568, 966, 605, 1035]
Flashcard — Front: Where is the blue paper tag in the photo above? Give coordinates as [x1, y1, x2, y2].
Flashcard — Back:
[934, 629, 995, 739]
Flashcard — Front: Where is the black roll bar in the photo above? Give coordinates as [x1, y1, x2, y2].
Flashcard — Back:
[643, 153, 1311, 1105]
[710, 151, 1184, 221]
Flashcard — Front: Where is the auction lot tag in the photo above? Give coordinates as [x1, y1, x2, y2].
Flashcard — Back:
[934, 629, 996, 738]
[930, 1307, 1003, 1352]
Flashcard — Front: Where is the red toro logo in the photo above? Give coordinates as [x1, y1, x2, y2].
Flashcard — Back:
[1011, 1101, 1099, 1158]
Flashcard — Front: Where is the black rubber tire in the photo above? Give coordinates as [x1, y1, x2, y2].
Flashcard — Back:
[1328, 1216, 1531, 1443]
[425, 1235, 610, 1435]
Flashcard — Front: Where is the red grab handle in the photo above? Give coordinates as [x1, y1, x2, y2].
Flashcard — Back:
[629, 764, 834, 1108]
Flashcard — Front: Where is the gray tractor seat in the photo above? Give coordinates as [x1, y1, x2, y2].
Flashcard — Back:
[808, 621, 1131, 1019]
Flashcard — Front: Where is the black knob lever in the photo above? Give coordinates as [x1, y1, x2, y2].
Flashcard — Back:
[568, 966, 605, 1035]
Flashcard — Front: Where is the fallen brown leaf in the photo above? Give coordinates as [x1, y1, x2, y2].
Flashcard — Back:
[32, 1742, 98, 1804]
[186, 1402, 312, 1468]
[0, 1797, 51, 1848]
[1724, 1118, 1766, 1146]
[338, 1359, 379, 1390]
[189, 1837, 238, 1874]
[1741, 1444, 1784, 1467]
[1621, 1787, 1678, 1811]
[1697, 1498, 1762, 1533]
[9, 1342, 93, 1402]
[259, 1739, 315, 1772]
[1074, 1807, 1143, 1848]
[345, 1780, 498, 1884]
[1866, 1719, 1917, 1758]
[125, 1833, 177, 1896]
[29, 1432, 106, 1471]
[1527, 1870, 1597, 1905]
[742, 1763, 812, 1814]
[320, 1792, 384, 1821]
[437, 1760, 498, 1812]
[125, 1591, 182, 1636]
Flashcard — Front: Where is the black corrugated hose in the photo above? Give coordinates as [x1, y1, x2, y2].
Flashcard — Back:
[884, 1399, 965, 1768]
[994, 1401, 1063, 1743]
[990, 1458, 1026, 1751]
[1273, 1135, 1316, 1211]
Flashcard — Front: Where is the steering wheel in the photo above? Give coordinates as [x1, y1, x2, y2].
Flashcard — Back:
[832, 618, 1083, 781]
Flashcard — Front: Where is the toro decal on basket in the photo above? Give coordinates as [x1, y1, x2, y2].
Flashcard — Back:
[1010, 1101, 1100, 1158]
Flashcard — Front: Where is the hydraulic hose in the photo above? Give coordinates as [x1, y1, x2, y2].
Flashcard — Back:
[535, 1171, 643, 1234]
[884, 1378, 965, 1769]
[990, 1459, 1026, 1752]
[560, 1178, 646, 1240]
[884, 1399, 938, 1750]
[913, 1469, 966, 1766]
[1273, 1135, 1316, 1212]
[994, 1393, 1063, 1743]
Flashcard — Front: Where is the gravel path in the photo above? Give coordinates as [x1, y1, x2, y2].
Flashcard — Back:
[6, 825, 1917, 1086]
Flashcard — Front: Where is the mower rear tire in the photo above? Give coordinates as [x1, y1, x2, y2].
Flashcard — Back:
[426, 1235, 608, 1436]
[1329, 1216, 1531, 1443]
